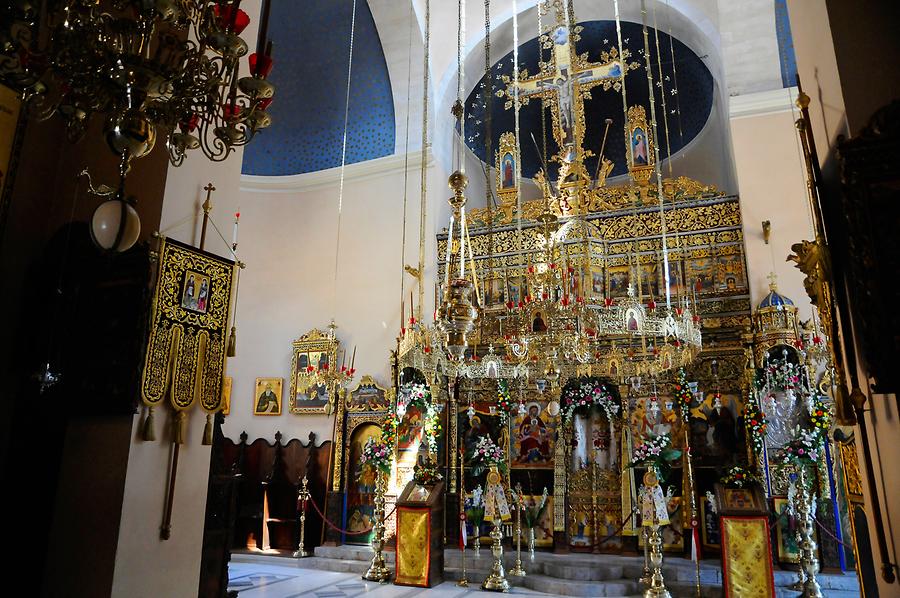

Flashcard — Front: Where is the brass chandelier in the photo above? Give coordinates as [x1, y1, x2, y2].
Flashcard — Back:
[0, 0, 275, 170]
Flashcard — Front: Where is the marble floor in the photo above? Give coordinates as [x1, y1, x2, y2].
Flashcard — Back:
[227, 560, 553, 598]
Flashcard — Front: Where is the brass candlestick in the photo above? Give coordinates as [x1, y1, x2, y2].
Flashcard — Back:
[644, 521, 672, 598]
[481, 509, 510, 592]
[509, 484, 526, 577]
[796, 466, 824, 598]
[640, 526, 652, 586]
[293, 475, 310, 558]
[362, 472, 391, 582]
[458, 448, 469, 587]
[643, 471, 671, 598]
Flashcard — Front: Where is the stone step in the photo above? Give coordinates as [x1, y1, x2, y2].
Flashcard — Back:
[299, 545, 858, 596]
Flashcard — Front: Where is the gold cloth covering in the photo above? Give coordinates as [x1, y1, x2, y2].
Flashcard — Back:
[141, 237, 234, 413]
[394, 507, 431, 587]
[721, 516, 775, 598]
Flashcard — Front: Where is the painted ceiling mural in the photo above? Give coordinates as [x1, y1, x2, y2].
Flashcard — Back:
[464, 20, 714, 180]
[241, 0, 396, 176]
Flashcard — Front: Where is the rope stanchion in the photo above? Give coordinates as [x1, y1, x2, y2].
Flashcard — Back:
[305, 493, 398, 536]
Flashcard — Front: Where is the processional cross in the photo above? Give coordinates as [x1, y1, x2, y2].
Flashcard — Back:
[499, 1, 637, 187]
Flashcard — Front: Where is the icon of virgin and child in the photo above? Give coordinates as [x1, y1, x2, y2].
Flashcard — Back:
[516, 403, 552, 463]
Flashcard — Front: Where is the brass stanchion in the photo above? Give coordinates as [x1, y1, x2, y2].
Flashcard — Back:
[509, 483, 526, 577]
[796, 466, 824, 598]
[642, 470, 671, 598]
[481, 493, 510, 592]
[362, 472, 391, 582]
[293, 475, 311, 558]
[458, 448, 469, 587]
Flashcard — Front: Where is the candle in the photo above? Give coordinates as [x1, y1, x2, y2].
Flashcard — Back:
[229, 0, 242, 31]
[400, 299, 405, 331]
[350, 346, 357, 371]
[232, 211, 240, 250]
[256, 0, 271, 57]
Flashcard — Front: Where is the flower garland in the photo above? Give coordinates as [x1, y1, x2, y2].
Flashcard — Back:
[381, 412, 398, 446]
[496, 379, 516, 424]
[743, 392, 767, 456]
[359, 437, 393, 476]
[765, 359, 801, 391]
[672, 368, 693, 423]
[781, 427, 824, 464]
[397, 382, 441, 455]
[560, 376, 620, 423]
[808, 395, 832, 435]
[719, 465, 760, 489]
[469, 435, 507, 476]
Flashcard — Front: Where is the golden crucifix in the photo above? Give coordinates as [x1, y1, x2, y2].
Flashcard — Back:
[498, 1, 638, 186]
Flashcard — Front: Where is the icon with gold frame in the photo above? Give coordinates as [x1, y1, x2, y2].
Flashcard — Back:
[626, 105, 654, 187]
[346, 375, 393, 412]
[289, 328, 340, 414]
[253, 377, 282, 416]
[496, 131, 519, 221]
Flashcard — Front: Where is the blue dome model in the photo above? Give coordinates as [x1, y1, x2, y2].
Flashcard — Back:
[758, 288, 794, 309]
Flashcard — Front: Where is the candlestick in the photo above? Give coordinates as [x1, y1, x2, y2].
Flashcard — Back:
[232, 211, 240, 251]
[350, 346, 356, 371]
[256, 0, 271, 57]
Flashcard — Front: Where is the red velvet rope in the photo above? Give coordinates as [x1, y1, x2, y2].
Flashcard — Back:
[304, 494, 398, 536]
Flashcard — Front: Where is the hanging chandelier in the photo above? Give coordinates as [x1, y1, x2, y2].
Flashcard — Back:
[0, 0, 275, 170]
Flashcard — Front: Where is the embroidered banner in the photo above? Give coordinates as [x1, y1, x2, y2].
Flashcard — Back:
[141, 237, 234, 413]
[721, 516, 776, 597]
[395, 507, 431, 587]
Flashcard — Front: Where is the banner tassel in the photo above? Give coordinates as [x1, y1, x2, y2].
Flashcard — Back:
[142, 406, 157, 441]
[174, 410, 188, 444]
[226, 325, 237, 357]
[202, 413, 214, 445]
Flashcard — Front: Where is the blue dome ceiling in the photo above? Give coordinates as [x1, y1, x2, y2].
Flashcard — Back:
[464, 20, 713, 180]
[242, 0, 395, 176]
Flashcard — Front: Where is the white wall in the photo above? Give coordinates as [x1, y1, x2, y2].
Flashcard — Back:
[226, 152, 445, 443]
[729, 88, 815, 320]
[110, 3, 263, 596]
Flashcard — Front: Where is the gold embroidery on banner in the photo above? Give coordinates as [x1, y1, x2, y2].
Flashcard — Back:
[395, 509, 431, 586]
[140, 237, 234, 413]
[722, 517, 775, 598]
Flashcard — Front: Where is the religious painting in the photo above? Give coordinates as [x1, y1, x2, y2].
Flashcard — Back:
[347, 375, 392, 412]
[511, 401, 555, 467]
[397, 404, 425, 454]
[607, 265, 630, 296]
[629, 395, 682, 443]
[640, 262, 660, 298]
[345, 423, 382, 544]
[689, 393, 741, 463]
[531, 311, 548, 333]
[569, 507, 594, 548]
[221, 376, 232, 415]
[700, 495, 721, 552]
[717, 253, 746, 292]
[686, 257, 716, 294]
[496, 132, 519, 194]
[289, 328, 339, 414]
[773, 497, 801, 564]
[715, 485, 765, 516]
[507, 276, 522, 306]
[591, 266, 604, 297]
[483, 277, 506, 307]
[180, 270, 211, 313]
[626, 106, 655, 180]
[521, 495, 554, 547]
[253, 377, 282, 416]
[631, 127, 649, 166]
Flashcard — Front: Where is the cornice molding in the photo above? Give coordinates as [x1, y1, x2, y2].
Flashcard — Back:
[729, 86, 798, 120]
[239, 150, 433, 194]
